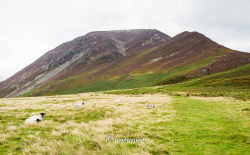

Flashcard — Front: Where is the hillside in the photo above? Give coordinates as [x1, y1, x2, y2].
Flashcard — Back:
[0, 29, 250, 97]
[0, 29, 170, 97]
[110, 63, 250, 99]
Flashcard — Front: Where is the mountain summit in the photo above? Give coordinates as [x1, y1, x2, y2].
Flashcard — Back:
[0, 29, 249, 97]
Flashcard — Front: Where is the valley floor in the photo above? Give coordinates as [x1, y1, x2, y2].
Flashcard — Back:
[0, 93, 249, 154]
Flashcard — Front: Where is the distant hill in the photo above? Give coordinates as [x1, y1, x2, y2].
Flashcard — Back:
[0, 29, 249, 97]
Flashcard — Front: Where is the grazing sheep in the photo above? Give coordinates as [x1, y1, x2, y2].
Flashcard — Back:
[203, 64, 212, 75]
[75, 102, 85, 108]
[146, 104, 156, 108]
[25, 113, 45, 124]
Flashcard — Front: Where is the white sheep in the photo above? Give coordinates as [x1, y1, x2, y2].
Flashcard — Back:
[25, 113, 45, 124]
[74, 102, 85, 108]
[146, 104, 156, 108]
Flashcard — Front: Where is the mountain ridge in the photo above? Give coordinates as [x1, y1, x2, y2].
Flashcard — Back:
[0, 29, 249, 97]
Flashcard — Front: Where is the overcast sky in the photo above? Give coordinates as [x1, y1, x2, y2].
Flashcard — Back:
[0, 0, 249, 82]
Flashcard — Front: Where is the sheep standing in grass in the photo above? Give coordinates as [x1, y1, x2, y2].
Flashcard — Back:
[25, 113, 45, 124]
[146, 104, 156, 108]
[75, 102, 85, 109]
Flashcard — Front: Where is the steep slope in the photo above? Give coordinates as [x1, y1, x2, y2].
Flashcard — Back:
[0, 29, 170, 97]
[19, 31, 250, 97]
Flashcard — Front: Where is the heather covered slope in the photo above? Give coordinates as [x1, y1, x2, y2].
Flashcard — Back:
[22, 32, 250, 97]
[0, 29, 170, 97]
[109, 63, 250, 100]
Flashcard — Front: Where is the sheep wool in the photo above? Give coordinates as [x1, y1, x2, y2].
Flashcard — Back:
[25, 113, 45, 124]
[146, 104, 156, 108]
[75, 102, 85, 108]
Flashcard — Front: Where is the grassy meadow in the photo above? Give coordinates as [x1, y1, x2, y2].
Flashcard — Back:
[0, 92, 250, 154]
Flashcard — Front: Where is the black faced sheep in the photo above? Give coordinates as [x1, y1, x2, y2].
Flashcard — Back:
[74, 102, 85, 108]
[25, 113, 45, 124]
[146, 104, 156, 108]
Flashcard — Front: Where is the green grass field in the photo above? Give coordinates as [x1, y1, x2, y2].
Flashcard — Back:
[0, 93, 249, 154]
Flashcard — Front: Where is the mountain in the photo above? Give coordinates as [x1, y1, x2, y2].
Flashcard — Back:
[0, 29, 249, 97]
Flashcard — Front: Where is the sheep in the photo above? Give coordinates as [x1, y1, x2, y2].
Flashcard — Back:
[203, 64, 212, 75]
[74, 102, 85, 108]
[25, 113, 45, 124]
[146, 104, 156, 108]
